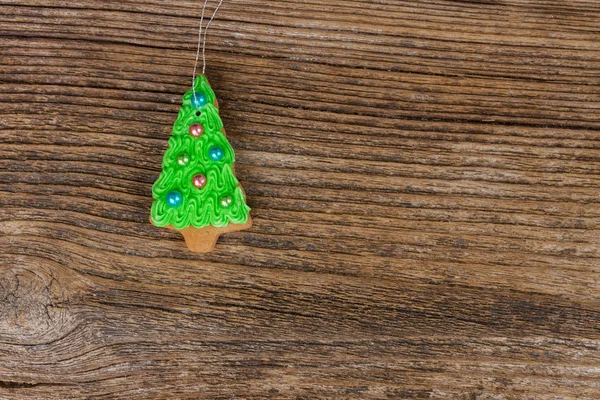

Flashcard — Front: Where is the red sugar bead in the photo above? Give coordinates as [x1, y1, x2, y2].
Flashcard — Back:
[189, 123, 204, 137]
[192, 174, 207, 189]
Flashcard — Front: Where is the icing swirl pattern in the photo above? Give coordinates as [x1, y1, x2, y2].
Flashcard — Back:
[150, 75, 251, 230]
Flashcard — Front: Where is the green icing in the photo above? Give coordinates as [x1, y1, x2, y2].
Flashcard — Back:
[150, 75, 251, 230]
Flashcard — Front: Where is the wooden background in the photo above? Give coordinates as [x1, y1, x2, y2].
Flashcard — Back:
[1, 0, 599, 398]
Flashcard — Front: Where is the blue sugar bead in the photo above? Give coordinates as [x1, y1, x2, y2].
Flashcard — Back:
[166, 190, 183, 208]
[191, 93, 207, 108]
[209, 146, 224, 161]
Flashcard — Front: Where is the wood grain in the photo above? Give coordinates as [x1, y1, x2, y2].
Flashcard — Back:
[1, 0, 599, 398]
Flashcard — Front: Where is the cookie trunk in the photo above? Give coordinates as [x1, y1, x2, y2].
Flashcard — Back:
[178, 216, 252, 252]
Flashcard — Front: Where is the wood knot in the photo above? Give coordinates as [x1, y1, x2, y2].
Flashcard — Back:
[0, 259, 71, 342]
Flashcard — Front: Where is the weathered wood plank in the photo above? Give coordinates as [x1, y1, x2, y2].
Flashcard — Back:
[1, 0, 599, 398]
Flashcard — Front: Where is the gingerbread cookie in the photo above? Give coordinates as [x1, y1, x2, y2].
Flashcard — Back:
[150, 75, 252, 252]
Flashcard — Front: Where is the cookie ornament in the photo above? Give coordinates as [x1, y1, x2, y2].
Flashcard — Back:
[150, 0, 252, 252]
[150, 75, 251, 252]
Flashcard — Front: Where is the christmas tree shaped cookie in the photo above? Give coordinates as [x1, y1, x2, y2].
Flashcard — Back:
[150, 75, 251, 252]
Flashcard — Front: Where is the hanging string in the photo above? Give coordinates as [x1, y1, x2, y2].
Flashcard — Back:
[202, 0, 225, 75]
[192, 0, 209, 90]
[192, 0, 225, 93]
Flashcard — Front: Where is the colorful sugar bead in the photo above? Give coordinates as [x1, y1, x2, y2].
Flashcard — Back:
[191, 93, 207, 108]
[166, 190, 183, 208]
[189, 123, 204, 138]
[192, 174, 207, 189]
[176, 153, 190, 166]
[209, 146, 224, 161]
[220, 195, 233, 208]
